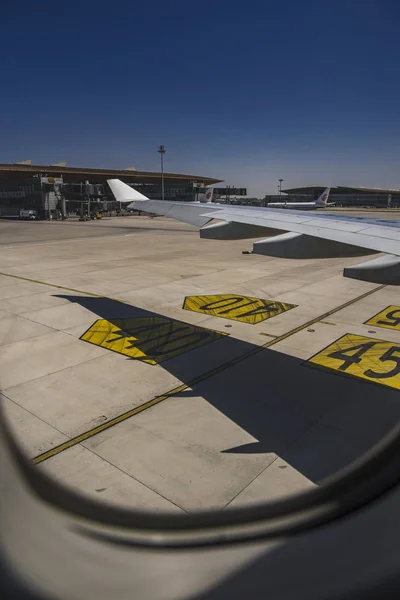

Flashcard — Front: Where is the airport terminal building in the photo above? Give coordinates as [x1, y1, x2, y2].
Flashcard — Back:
[0, 162, 222, 219]
[271, 186, 400, 208]
[2, 162, 398, 219]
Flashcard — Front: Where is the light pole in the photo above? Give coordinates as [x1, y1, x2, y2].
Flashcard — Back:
[158, 145, 166, 200]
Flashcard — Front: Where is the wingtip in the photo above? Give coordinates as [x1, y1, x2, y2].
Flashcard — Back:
[107, 179, 149, 202]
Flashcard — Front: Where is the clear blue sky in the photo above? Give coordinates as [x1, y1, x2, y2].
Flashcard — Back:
[2, 0, 400, 196]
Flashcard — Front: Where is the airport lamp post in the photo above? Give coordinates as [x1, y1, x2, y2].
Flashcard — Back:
[158, 145, 166, 200]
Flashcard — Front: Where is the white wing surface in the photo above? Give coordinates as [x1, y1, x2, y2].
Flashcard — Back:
[108, 179, 400, 283]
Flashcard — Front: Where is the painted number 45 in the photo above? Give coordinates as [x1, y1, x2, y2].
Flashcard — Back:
[329, 341, 400, 379]
[309, 333, 400, 390]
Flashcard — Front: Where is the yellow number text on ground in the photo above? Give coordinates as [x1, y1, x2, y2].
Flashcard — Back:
[308, 333, 400, 390]
[365, 305, 400, 331]
[81, 317, 226, 365]
[183, 294, 296, 324]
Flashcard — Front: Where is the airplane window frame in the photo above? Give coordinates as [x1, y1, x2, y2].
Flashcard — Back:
[2, 406, 400, 549]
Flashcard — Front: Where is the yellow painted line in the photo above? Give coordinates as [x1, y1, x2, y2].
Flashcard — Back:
[29, 282, 386, 464]
[0, 271, 104, 298]
[80, 317, 226, 365]
[365, 305, 400, 331]
[32, 384, 189, 464]
[307, 333, 400, 391]
[183, 294, 296, 324]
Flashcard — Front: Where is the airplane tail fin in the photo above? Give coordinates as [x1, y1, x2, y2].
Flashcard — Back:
[202, 187, 214, 203]
[107, 179, 149, 203]
[316, 187, 331, 206]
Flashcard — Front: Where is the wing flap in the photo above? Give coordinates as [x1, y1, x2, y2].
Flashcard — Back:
[202, 209, 400, 256]
[107, 179, 400, 259]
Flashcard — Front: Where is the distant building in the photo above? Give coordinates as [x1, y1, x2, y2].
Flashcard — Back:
[217, 196, 262, 206]
[266, 186, 400, 208]
[0, 163, 223, 219]
[213, 187, 247, 202]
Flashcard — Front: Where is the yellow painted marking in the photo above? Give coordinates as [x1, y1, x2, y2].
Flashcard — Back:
[0, 270, 114, 299]
[308, 333, 400, 390]
[80, 317, 226, 365]
[32, 383, 189, 464]
[0, 271, 385, 463]
[365, 305, 400, 331]
[183, 294, 296, 324]
[31, 284, 386, 464]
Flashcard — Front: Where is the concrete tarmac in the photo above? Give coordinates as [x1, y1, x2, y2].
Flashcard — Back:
[1, 214, 399, 513]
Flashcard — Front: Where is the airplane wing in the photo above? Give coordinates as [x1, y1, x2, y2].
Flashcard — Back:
[107, 179, 400, 284]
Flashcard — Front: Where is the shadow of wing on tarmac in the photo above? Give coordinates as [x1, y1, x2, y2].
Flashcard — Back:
[56, 294, 400, 484]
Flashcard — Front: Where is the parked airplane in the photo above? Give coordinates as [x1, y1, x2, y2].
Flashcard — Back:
[108, 179, 400, 285]
[267, 187, 332, 210]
